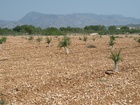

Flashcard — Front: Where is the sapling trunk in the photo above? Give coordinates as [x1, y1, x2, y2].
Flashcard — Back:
[65, 47, 69, 54]
[112, 45, 114, 50]
[114, 62, 118, 72]
[110, 49, 122, 72]
[48, 43, 51, 47]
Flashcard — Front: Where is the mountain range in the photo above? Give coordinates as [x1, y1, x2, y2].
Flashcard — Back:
[1, 12, 140, 29]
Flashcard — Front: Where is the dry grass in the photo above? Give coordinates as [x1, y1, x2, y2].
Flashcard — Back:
[0, 35, 140, 105]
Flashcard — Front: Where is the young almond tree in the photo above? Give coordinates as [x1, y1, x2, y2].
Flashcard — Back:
[28, 36, 34, 41]
[135, 37, 140, 44]
[59, 36, 71, 54]
[46, 36, 52, 47]
[110, 35, 115, 41]
[36, 37, 42, 44]
[83, 36, 88, 45]
[109, 39, 115, 50]
[110, 50, 122, 72]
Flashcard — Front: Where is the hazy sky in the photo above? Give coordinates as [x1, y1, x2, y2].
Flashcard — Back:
[0, 0, 139, 21]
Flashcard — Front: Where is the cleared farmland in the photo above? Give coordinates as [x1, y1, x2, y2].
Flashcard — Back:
[0, 35, 140, 105]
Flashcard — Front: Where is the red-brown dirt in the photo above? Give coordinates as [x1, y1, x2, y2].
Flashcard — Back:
[0, 35, 140, 105]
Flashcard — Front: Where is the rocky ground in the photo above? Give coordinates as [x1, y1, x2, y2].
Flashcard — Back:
[0, 35, 140, 105]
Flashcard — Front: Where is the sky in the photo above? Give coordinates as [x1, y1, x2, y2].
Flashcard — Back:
[0, 0, 140, 21]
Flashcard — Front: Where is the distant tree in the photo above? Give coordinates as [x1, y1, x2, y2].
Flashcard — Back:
[13, 25, 22, 32]
[120, 26, 130, 33]
[121, 26, 129, 30]
[13, 25, 35, 34]
[108, 26, 117, 31]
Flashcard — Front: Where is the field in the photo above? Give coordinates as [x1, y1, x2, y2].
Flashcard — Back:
[0, 35, 140, 105]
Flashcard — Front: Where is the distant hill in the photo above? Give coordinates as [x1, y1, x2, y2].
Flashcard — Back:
[1, 12, 140, 29]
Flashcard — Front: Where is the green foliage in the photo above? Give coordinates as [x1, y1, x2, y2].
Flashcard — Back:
[0, 100, 6, 105]
[1, 24, 140, 35]
[36, 37, 42, 43]
[0, 37, 7, 44]
[59, 36, 71, 48]
[84, 25, 106, 32]
[109, 39, 115, 46]
[0, 28, 15, 35]
[108, 26, 117, 31]
[44, 27, 66, 35]
[136, 38, 140, 43]
[134, 37, 140, 43]
[110, 35, 115, 41]
[46, 37, 52, 44]
[110, 50, 122, 64]
[1, 37, 7, 43]
[0, 39, 3, 44]
[109, 35, 115, 46]
[28, 36, 34, 40]
[13, 25, 36, 34]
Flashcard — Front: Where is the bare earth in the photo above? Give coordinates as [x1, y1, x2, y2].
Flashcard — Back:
[0, 35, 140, 105]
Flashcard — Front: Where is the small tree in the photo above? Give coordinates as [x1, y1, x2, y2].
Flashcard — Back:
[110, 35, 115, 41]
[59, 36, 71, 54]
[83, 36, 88, 45]
[36, 37, 42, 44]
[109, 39, 115, 50]
[110, 50, 122, 72]
[28, 36, 34, 41]
[109, 35, 116, 50]
[46, 37, 52, 47]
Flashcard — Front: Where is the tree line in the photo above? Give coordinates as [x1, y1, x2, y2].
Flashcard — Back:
[0, 25, 140, 35]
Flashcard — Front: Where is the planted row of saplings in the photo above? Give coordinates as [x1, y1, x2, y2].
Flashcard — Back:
[1, 35, 140, 74]
[46, 35, 139, 73]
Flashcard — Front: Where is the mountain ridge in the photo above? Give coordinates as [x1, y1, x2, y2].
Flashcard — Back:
[1, 12, 140, 29]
